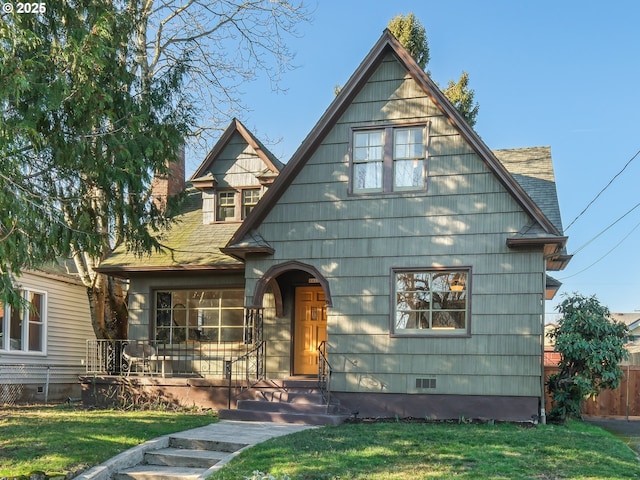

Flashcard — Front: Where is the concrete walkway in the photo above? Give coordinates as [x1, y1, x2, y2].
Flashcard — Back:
[75, 420, 315, 480]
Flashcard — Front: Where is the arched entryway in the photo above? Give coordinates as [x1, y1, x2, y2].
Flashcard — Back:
[250, 261, 332, 376]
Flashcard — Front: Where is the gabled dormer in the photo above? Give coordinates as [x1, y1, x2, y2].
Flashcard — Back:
[191, 119, 283, 224]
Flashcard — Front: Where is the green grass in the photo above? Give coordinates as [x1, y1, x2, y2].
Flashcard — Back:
[209, 420, 640, 479]
[0, 404, 217, 478]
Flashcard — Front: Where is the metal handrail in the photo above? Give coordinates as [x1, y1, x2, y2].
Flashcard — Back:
[226, 340, 266, 408]
[318, 340, 332, 406]
[85, 339, 252, 377]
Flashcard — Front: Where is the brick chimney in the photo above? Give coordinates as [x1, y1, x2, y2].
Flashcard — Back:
[152, 144, 185, 211]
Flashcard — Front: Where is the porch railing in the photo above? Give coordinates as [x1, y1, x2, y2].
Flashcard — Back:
[318, 340, 332, 406]
[85, 339, 258, 378]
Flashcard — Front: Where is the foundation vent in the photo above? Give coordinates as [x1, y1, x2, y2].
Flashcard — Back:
[415, 377, 436, 389]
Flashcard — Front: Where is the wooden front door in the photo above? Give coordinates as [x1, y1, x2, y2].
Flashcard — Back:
[293, 286, 327, 375]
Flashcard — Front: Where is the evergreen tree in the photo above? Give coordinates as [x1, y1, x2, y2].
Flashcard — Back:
[0, 1, 308, 338]
[388, 13, 479, 127]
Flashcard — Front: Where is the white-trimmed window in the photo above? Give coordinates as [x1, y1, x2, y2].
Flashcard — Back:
[215, 188, 262, 222]
[155, 289, 245, 344]
[217, 191, 236, 221]
[392, 268, 469, 336]
[0, 290, 46, 353]
[242, 188, 260, 219]
[351, 124, 428, 194]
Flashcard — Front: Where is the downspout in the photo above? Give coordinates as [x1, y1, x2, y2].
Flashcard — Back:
[539, 263, 547, 425]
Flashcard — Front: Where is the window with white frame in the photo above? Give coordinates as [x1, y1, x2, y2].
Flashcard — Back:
[215, 188, 262, 222]
[392, 268, 469, 336]
[155, 289, 245, 344]
[217, 191, 236, 221]
[0, 290, 46, 352]
[351, 124, 428, 193]
[242, 188, 260, 219]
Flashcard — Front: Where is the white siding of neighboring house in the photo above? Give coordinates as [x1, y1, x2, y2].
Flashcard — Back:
[0, 270, 95, 402]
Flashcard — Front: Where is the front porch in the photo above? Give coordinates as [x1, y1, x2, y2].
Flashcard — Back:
[82, 338, 334, 418]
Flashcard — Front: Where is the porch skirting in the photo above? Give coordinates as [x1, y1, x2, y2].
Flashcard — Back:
[80, 376, 537, 422]
[79, 376, 237, 410]
[332, 392, 539, 423]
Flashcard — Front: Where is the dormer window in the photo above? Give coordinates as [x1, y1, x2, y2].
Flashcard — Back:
[210, 188, 262, 222]
[217, 191, 236, 221]
[242, 189, 260, 219]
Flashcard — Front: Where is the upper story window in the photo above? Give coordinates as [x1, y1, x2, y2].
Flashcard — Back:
[242, 189, 260, 219]
[392, 268, 469, 336]
[214, 188, 262, 222]
[351, 124, 428, 194]
[217, 191, 236, 221]
[0, 289, 46, 353]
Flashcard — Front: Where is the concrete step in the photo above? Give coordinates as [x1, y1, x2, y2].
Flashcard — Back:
[256, 389, 324, 404]
[115, 433, 250, 480]
[169, 437, 247, 452]
[218, 408, 349, 425]
[114, 465, 206, 480]
[236, 399, 340, 414]
[145, 447, 229, 468]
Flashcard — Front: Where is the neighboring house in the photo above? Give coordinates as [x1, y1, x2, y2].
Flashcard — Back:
[611, 313, 640, 365]
[0, 263, 95, 403]
[543, 323, 561, 366]
[97, 30, 571, 421]
[611, 313, 640, 344]
[545, 314, 640, 367]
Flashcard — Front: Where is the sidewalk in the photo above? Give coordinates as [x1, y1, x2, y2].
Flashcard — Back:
[75, 420, 316, 480]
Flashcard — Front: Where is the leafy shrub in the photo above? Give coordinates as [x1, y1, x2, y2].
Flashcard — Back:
[547, 294, 629, 423]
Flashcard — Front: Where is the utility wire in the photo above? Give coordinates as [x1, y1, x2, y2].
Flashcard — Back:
[560, 216, 640, 280]
[570, 200, 640, 255]
[565, 147, 640, 231]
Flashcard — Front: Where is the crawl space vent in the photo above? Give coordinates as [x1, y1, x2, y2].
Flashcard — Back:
[415, 378, 436, 389]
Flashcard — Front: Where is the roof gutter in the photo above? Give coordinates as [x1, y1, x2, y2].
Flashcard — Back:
[95, 263, 245, 278]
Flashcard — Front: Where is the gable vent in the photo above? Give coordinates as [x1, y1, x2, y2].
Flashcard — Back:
[416, 378, 436, 389]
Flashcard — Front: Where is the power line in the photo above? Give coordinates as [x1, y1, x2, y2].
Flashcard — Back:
[565, 147, 640, 231]
[571, 200, 640, 255]
[560, 216, 640, 280]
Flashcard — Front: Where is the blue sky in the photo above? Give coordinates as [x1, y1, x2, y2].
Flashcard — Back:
[189, 0, 640, 316]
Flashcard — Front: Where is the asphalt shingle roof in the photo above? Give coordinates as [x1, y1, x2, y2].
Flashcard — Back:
[494, 146, 564, 235]
[99, 189, 243, 273]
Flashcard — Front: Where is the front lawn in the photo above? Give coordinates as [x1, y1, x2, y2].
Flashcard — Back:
[0, 404, 217, 478]
[209, 420, 640, 479]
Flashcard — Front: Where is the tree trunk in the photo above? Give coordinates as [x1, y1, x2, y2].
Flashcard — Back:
[86, 272, 128, 340]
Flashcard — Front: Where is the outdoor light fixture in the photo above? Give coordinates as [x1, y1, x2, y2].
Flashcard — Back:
[450, 276, 466, 292]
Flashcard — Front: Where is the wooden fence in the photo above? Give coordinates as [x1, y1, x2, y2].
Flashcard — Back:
[544, 365, 640, 418]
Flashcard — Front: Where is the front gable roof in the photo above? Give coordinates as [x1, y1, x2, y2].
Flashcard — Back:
[191, 118, 283, 183]
[228, 30, 567, 260]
